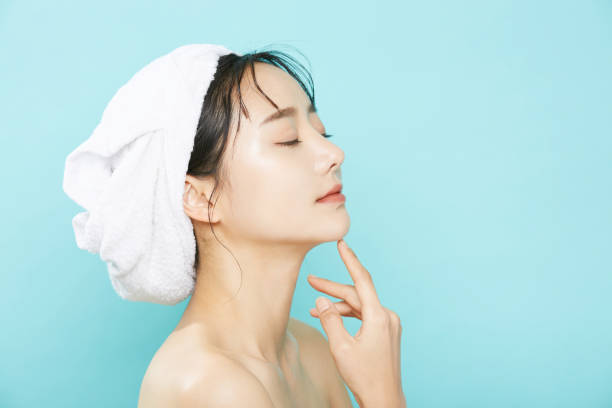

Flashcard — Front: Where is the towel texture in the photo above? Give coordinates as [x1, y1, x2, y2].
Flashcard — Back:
[63, 44, 237, 305]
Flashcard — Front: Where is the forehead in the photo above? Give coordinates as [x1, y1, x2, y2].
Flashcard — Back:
[238, 62, 310, 119]
[222, 62, 314, 157]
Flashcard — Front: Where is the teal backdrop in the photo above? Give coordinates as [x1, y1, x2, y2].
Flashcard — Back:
[1, 0, 611, 407]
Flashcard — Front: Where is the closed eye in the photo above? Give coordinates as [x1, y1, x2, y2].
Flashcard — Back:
[278, 133, 333, 147]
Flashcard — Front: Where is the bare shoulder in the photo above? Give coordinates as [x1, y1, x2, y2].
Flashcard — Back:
[174, 355, 275, 408]
[137, 330, 274, 408]
[289, 317, 353, 408]
[289, 316, 330, 353]
[288, 316, 338, 375]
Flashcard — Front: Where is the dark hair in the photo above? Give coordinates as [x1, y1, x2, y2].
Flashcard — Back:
[186, 46, 317, 300]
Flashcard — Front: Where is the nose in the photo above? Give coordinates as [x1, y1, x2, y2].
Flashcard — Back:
[315, 132, 344, 175]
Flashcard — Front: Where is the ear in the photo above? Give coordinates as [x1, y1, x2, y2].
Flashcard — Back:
[183, 175, 222, 224]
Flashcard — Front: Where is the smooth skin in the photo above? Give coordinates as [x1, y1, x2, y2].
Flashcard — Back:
[309, 240, 406, 408]
[137, 61, 403, 407]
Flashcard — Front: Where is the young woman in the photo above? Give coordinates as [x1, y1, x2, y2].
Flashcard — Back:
[136, 50, 406, 408]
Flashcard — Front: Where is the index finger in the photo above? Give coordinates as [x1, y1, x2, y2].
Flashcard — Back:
[337, 239, 383, 319]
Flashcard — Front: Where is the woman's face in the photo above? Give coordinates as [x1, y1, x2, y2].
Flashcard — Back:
[203, 62, 350, 247]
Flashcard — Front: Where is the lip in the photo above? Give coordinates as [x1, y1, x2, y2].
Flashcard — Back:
[316, 183, 343, 201]
[316, 192, 346, 203]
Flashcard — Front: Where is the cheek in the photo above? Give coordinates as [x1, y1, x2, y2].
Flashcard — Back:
[227, 160, 316, 236]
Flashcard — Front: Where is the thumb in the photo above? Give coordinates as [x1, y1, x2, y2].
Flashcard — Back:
[316, 297, 353, 352]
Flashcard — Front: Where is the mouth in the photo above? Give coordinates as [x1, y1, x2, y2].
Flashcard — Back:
[316, 192, 346, 203]
[316, 183, 345, 203]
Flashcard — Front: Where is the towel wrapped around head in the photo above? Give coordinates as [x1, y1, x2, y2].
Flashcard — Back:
[62, 44, 237, 305]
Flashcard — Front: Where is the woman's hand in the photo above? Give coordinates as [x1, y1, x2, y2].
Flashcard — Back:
[307, 239, 406, 408]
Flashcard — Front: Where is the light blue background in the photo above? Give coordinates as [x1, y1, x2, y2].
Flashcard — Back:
[1, 1, 611, 407]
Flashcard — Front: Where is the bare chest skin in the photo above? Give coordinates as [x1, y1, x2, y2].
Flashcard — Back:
[139, 325, 330, 408]
[230, 330, 329, 408]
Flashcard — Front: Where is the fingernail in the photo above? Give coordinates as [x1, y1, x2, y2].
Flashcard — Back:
[316, 297, 331, 312]
[340, 239, 348, 250]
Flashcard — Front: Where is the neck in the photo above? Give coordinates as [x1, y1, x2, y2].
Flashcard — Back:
[176, 237, 312, 365]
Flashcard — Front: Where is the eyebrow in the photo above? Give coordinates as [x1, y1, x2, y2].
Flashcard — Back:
[259, 103, 317, 127]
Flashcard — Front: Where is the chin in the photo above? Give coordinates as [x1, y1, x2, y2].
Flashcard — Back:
[321, 209, 351, 240]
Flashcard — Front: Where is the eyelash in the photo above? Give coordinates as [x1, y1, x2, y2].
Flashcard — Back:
[278, 133, 333, 147]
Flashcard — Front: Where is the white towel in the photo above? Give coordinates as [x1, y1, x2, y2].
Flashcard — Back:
[63, 44, 237, 305]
